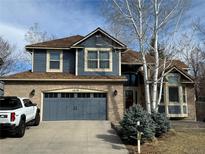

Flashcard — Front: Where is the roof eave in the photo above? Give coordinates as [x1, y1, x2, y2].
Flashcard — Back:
[25, 46, 71, 50]
[1, 78, 127, 82]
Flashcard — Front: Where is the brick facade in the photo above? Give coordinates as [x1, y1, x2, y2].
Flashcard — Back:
[4, 81, 124, 122]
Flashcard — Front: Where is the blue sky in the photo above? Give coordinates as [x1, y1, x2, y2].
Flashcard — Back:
[0, 0, 105, 49]
[0, 0, 205, 73]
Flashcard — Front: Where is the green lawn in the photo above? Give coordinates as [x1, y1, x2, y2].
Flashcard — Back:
[126, 129, 205, 154]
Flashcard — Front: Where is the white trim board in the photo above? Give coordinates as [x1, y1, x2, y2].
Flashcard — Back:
[164, 66, 193, 83]
[31, 50, 34, 72]
[84, 48, 113, 72]
[44, 88, 107, 93]
[119, 51, 121, 76]
[40, 92, 43, 121]
[75, 49, 78, 75]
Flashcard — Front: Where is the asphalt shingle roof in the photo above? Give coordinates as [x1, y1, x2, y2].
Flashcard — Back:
[1, 71, 126, 81]
[25, 35, 84, 49]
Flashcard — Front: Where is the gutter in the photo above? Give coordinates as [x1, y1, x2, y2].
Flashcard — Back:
[25, 47, 71, 50]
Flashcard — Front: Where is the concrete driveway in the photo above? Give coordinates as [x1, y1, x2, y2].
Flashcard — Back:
[0, 121, 128, 154]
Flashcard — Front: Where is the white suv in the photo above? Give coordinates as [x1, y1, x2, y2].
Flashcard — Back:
[0, 96, 40, 137]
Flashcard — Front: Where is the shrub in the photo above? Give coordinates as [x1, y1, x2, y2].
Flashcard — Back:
[120, 104, 156, 142]
[151, 111, 171, 137]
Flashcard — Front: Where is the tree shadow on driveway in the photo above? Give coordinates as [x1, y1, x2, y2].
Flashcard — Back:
[96, 129, 126, 150]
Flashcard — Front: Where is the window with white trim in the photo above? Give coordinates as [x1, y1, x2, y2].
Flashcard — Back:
[85, 48, 112, 72]
[182, 86, 187, 103]
[165, 73, 188, 117]
[47, 51, 63, 72]
[169, 87, 179, 103]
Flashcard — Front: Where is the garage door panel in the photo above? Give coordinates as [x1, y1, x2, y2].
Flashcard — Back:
[43, 93, 107, 121]
[67, 99, 73, 120]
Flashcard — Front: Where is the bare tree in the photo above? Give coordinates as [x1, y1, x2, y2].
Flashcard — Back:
[104, 23, 135, 47]
[25, 23, 55, 44]
[193, 19, 205, 43]
[104, 0, 187, 113]
[24, 23, 56, 65]
[0, 36, 16, 76]
[178, 30, 205, 100]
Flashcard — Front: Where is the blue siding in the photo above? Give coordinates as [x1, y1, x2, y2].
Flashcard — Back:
[79, 31, 122, 48]
[63, 50, 75, 73]
[33, 49, 75, 73]
[77, 32, 120, 76]
[33, 49, 47, 72]
[32, 32, 121, 75]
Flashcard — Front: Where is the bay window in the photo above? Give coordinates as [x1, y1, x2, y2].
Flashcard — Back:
[165, 73, 188, 117]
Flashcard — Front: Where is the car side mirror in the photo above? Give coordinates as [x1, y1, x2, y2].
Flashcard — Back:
[24, 102, 30, 107]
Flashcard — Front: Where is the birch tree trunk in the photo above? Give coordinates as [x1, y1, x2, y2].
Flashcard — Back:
[151, 0, 159, 111]
[124, 0, 151, 113]
[111, 0, 186, 114]
[157, 58, 166, 107]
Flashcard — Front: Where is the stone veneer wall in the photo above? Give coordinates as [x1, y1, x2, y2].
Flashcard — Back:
[4, 81, 124, 122]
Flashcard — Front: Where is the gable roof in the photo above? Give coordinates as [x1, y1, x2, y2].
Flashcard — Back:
[122, 49, 192, 82]
[72, 27, 126, 48]
[25, 27, 126, 50]
[163, 66, 193, 83]
[25, 35, 84, 49]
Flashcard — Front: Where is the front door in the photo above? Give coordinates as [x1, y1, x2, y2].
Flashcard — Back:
[125, 90, 133, 109]
[125, 89, 138, 109]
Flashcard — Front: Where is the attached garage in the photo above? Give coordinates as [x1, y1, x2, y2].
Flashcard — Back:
[43, 92, 107, 121]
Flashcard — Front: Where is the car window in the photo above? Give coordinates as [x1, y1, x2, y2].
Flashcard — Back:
[0, 97, 22, 110]
[23, 99, 33, 107]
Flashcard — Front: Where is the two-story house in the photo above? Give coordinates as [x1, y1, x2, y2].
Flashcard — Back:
[1, 28, 196, 121]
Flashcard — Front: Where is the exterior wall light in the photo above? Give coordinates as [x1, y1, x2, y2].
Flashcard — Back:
[113, 90, 118, 96]
[30, 89, 35, 97]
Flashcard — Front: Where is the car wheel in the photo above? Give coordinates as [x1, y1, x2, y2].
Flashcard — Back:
[16, 119, 26, 138]
[34, 112, 40, 126]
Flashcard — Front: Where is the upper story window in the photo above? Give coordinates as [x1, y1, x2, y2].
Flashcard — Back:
[85, 48, 112, 72]
[47, 50, 63, 72]
[123, 73, 139, 86]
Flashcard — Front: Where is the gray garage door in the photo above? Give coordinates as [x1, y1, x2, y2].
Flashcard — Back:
[43, 93, 107, 121]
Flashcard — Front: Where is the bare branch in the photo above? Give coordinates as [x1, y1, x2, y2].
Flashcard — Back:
[158, 0, 181, 29]
[113, 0, 130, 18]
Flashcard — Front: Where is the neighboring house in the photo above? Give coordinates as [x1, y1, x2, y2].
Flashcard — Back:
[0, 81, 4, 96]
[196, 76, 205, 121]
[1, 28, 196, 121]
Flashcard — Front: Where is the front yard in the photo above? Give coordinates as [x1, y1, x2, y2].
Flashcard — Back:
[126, 128, 205, 154]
